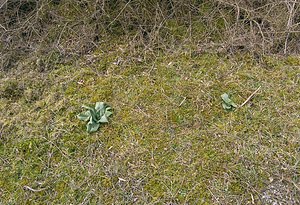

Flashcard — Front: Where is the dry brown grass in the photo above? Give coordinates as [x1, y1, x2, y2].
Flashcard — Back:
[1, 0, 299, 71]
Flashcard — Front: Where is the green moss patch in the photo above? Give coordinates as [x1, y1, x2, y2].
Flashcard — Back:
[0, 45, 299, 204]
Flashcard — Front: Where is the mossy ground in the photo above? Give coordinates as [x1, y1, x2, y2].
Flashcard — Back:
[0, 42, 299, 204]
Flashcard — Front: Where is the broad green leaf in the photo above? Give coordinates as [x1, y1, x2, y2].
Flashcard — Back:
[98, 115, 108, 123]
[221, 93, 238, 111]
[82, 105, 94, 111]
[95, 102, 105, 112]
[221, 93, 232, 104]
[82, 105, 98, 119]
[98, 108, 105, 117]
[222, 102, 232, 110]
[78, 102, 113, 133]
[231, 102, 238, 108]
[105, 110, 113, 117]
[89, 108, 98, 122]
[86, 121, 100, 133]
[105, 107, 113, 117]
[77, 111, 91, 121]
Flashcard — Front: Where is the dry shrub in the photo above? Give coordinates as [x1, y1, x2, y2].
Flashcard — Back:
[0, 0, 99, 71]
[0, 0, 299, 71]
[214, 0, 300, 54]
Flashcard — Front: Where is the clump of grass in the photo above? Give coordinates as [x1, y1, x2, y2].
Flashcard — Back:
[0, 80, 24, 100]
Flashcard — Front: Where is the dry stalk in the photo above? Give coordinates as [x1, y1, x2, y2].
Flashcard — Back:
[240, 86, 261, 108]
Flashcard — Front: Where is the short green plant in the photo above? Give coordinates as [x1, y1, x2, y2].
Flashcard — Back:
[77, 102, 113, 133]
[221, 93, 238, 111]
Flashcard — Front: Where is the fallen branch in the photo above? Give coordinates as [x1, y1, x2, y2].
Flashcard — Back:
[23, 186, 47, 192]
[179, 97, 187, 107]
[240, 86, 261, 107]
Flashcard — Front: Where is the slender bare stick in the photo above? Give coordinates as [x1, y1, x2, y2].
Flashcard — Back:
[108, 0, 132, 27]
[0, 0, 8, 10]
[24, 186, 47, 192]
[179, 97, 187, 107]
[284, 1, 296, 54]
[240, 86, 261, 107]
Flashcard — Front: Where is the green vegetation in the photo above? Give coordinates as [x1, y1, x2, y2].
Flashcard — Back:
[77, 102, 113, 133]
[221, 93, 238, 111]
[0, 42, 299, 203]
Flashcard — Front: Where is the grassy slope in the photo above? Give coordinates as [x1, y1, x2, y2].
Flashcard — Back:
[0, 43, 299, 204]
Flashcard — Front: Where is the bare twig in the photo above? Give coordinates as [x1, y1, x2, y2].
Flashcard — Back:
[179, 97, 187, 107]
[240, 86, 261, 107]
[284, 0, 296, 54]
[0, 23, 6, 31]
[23, 186, 47, 192]
[108, 0, 132, 27]
[57, 22, 69, 46]
[252, 19, 266, 54]
[0, 0, 8, 10]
